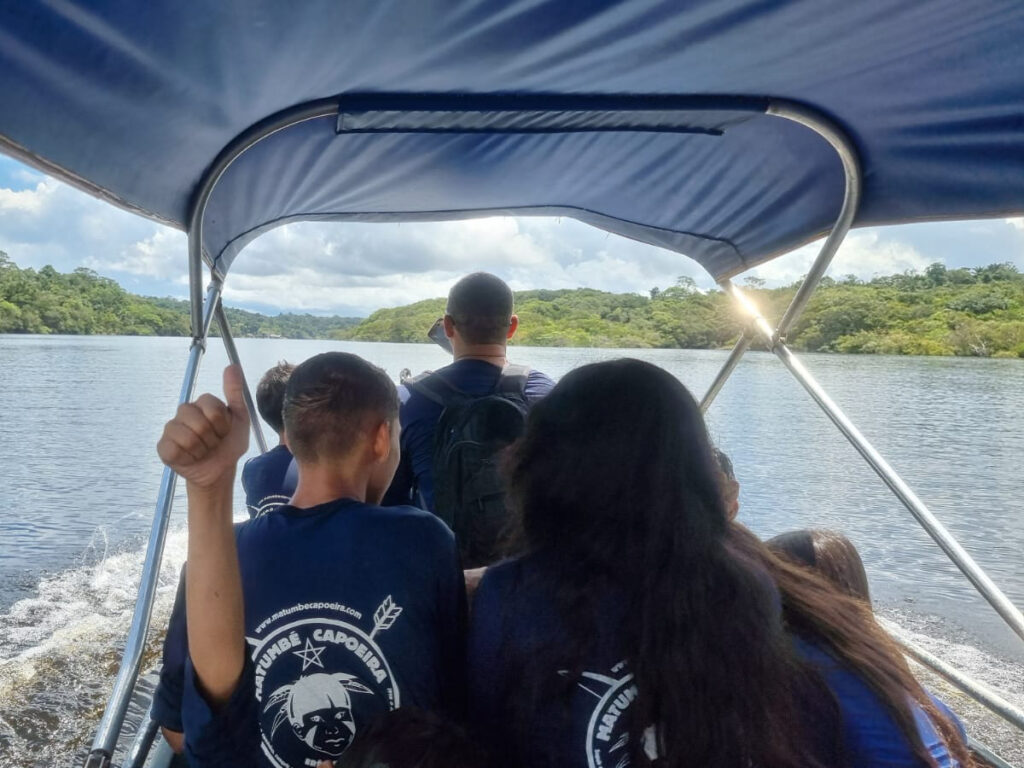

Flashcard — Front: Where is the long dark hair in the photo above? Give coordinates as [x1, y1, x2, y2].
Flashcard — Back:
[504, 359, 838, 767]
[504, 359, 970, 768]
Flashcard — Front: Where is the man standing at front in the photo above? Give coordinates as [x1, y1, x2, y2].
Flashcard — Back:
[383, 273, 554, 567]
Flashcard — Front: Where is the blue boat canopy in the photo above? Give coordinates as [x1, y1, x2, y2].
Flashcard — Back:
[1, 1, 1022, 280]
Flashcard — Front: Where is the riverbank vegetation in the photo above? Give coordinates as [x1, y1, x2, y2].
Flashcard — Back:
[3, 252, 1022, 356]
[342, 262, 1024, 357]
[0, 252, 359, 338]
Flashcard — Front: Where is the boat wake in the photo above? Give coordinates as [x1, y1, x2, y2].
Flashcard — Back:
[0, 526, 187, 767]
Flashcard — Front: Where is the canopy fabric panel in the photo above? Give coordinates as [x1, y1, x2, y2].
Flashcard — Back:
[1, 0, 1022, 279]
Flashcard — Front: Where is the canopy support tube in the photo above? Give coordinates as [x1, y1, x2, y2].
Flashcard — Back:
[215, 302, 269, 453]
[84, 278, 222, 768]
[700, 330, 751, 412]
[700, 100, 861, 408]
[723, 279, 1024, 644]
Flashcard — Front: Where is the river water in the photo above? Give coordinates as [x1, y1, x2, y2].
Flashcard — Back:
[0, 335, 1021, 765]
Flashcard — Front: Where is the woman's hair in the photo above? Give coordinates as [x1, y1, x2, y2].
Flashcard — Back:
[337, 707, 487, 768]
[504, 359, 839, 767]
[767, 529, 871, 604]
[504, 359, 971, 768]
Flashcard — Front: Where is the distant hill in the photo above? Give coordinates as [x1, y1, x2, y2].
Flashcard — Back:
[0, 252, 360, 338]
[340, 263, 1024, 357]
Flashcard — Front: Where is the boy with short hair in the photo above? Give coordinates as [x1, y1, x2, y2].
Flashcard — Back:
[157, 354, 465, 767]
[242, 361, 296, 518]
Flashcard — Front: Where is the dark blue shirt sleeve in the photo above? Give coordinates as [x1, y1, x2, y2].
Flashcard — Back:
[182, 652, 261, 767]
[524, 369, 556, 403]
[798, 640, 961, 767]
[382, 384, 421, 507]
[150, 565, 188, 733]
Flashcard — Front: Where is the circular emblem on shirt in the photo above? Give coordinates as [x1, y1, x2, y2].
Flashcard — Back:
[251, 599, 402, 768]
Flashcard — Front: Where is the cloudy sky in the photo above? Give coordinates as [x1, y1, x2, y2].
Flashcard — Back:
[2, 154, 1022, 318]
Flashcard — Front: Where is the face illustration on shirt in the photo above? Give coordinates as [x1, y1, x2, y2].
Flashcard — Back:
[296, 701, 356, 755]
[268, 672, 373, 758]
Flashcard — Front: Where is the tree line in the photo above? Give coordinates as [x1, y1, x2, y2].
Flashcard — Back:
[0, 252, 360, 338]
[3, 251, 1023, 356]
[341, 262, 1024, 358]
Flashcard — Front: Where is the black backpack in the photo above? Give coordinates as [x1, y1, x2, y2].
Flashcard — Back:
[407, 364, 530, 568]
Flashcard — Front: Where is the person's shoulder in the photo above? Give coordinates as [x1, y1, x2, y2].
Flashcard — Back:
[523, 368, 556, 401]
[366, 502, 455, 541]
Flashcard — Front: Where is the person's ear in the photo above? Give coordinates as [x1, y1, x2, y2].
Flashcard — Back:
[372, 420, 391, 463]
[507, 314, 519, 339]
[443, 314, 456, 339]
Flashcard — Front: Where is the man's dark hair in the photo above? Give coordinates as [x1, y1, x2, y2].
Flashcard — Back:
[282, 352, 398, 463]
[446, 272, 514, 345]
[338, 707, 488, 768]
[255, 361, 295, 436]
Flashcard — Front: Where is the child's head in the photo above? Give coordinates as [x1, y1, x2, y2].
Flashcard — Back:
[283, 353, 400, 502]
[767, 529, 871, 604]
[256, 361, 296, 437]
[336, 707, 487, 768]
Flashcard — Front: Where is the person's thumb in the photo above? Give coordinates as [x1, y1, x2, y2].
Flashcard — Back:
[222, 365, 250, 424]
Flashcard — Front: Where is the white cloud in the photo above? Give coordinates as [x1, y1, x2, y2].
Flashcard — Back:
[223, 216, 708, 314]
[89, 228, 188, 281]
[742, 230, 930, 286]
[1008, 217, 1024, 231]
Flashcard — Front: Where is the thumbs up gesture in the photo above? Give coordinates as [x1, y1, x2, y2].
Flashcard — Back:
[157, 365, 251, 489]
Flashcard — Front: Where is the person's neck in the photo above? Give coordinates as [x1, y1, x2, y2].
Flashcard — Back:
[289, 461, 371, 509]
[453, 343, 507, 367]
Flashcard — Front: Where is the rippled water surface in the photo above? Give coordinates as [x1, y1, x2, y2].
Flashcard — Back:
[0, 336, 1022, 765]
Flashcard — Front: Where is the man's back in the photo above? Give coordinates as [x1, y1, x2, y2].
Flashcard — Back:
[182, 498, 465, 767]
[384, 358, 554, 512]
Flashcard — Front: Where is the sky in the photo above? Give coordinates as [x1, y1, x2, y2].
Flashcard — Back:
[2, 154, 1022, 318]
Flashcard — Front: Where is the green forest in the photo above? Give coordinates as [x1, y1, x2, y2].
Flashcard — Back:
[3, 251, 1024, 356]
[341, 262, 1024, 358]
[0, 252, 359, 338]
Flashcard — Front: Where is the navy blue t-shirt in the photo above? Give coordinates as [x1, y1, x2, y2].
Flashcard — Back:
[468, 555, 963, 768]
[241, 443, 296, 518]
[382, 359, 555, 511]
[176, 498, 466, 767]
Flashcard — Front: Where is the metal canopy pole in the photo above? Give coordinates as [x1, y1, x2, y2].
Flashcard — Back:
[700, 330, 752, 412]
[700, 100, 862, 408]
[215, 301, 269, 453]
[85, 279, 222, 768]
[724, 279, 1024, 643]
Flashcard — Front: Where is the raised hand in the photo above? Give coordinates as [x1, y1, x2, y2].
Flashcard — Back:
[157, 365, 251, 489]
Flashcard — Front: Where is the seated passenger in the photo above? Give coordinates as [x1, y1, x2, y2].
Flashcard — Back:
[156, 355, 465, 767]
[468, 359, 970, 768]
[382, 272, 555, 568]
[767, 529, 871, 603]
[766, 528, 967, 742]
[242, 361, 296, 518]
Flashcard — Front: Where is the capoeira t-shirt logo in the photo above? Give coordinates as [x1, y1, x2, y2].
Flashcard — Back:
[248, 596, 404, 768]
[570, 661, 658, 768]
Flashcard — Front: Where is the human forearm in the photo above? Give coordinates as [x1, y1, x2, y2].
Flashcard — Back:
[185, 477, 245, 708]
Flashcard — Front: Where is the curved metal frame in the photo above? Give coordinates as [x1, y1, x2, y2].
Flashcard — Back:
[87, 93, 1024, 765]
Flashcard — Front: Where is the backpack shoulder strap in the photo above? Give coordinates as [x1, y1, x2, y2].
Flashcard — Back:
[494, 363, 531, 397]
[405, 370, 466, 407]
